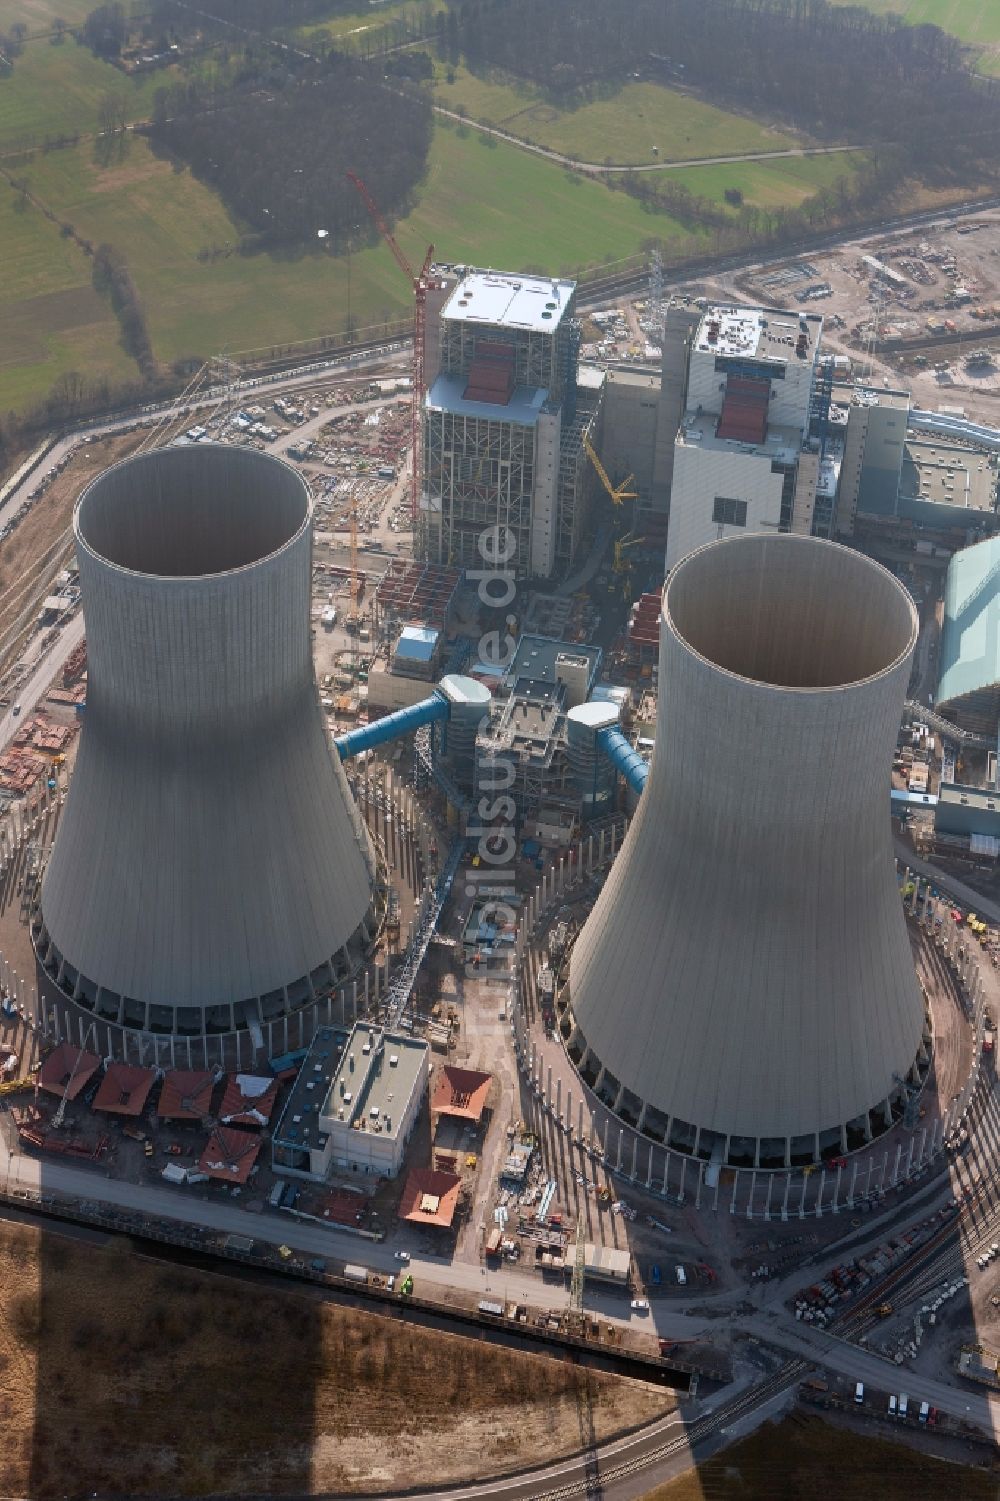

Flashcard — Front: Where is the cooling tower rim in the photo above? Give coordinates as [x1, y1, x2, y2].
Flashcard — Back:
[663, 532, 918, 694]
[74, 443, 312, 583]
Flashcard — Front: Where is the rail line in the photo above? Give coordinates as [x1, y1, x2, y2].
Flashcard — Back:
[517, 1362, 807, 1501]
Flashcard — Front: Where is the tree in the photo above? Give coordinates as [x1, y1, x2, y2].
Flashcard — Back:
[82, 3, 127, 59]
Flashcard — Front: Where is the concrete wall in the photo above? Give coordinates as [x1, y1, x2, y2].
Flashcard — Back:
[666, 442, 785, 570]
[39, 445, 375, 1023]
[568, 533, 924, 1152]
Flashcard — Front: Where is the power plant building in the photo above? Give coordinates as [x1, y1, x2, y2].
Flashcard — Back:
[565, 533, 927, 1167]
[271, 1022, 429, 1181]
[474, 635, 604, 838]
[666, 306, 829, 570]
[937, 535, 1000, 735]
[34, 445, 376, 1039]
[422, 271, 597, 579]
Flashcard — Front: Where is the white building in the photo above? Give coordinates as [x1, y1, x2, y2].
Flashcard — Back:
[423, 270, 597, 579]
[271, 1022, 429, 1182]
[665, 304, 825, 571]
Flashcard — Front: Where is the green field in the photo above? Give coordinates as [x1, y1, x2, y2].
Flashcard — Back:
[831, 0, 1000, 73]
[662, 151, 872, 211]
[0, 35, 169, 152]
[297, 0, 436, 44]
[433, 67, 801, 164]
[0, 114, 872, 413]
[12, 123, 706, 377]
[0, 0, 93, 30]
[0, 176, 135, 410]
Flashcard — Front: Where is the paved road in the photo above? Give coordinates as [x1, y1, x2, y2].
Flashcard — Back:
[429, 101, 867, 175]
[747, 1308, 1000, 1431]
[0, 611, 84, 755]
[0, 1118, 708, 1340]
[894, 836, 1000, 926]
[0, 345, 409, 537]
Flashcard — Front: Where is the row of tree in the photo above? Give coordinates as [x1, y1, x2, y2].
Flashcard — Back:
[147, 52, 432, 250]
[441, 0, 1000, 176]
[91, 243, 155, 378]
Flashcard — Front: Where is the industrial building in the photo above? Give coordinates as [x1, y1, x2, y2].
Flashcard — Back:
[937, 535, 1000, 735]
[665, 305, 830, 570]
[935, 783, 1000, 849]
[421, 271, 597, 579]
[271, 1021, 428, 1181]
[835, 385, 998, 535]
[34, 445, 377, 1038]
[474, 635, 605, 837]
[565, 533, 927, 1168]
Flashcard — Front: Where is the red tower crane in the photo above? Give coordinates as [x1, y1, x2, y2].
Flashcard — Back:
[346, 171, 434, 528]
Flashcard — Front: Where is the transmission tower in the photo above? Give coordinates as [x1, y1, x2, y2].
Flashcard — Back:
[649, 247, 664, 332]
[569, 1211, 586, 1315]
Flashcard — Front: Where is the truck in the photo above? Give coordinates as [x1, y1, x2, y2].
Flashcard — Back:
[344, 1264, 368, 1284]
[984, 1030, 994, 1054]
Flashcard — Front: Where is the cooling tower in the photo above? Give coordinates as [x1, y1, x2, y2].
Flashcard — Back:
[35, 445, 375, 1036]
[566, 533, 926, 1165]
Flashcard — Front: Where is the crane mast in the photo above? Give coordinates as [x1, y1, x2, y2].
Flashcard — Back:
[346, 171, 434, 536]
[583, 431, 636, 506]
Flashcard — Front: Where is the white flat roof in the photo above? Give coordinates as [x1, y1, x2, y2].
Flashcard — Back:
[443, 272, 575, 332]
[694, 304, 821, 362]
[676, 415, 804, 466]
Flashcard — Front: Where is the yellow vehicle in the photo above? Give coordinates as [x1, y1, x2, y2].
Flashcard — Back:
[465, 1154, 478, 1168]
[278, 1244, 293, 1260]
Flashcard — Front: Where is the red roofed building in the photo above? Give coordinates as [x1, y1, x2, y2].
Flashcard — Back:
[431, 1065, 492, 1125]
[158, 1069, 215, 1121]
[37, 1043, 102, 1101]
[399, 1167, 462, 1229]
[198, 1126, 261, 1185]
[92, 1062, 156, 1117]
[220, 1073, 279, 1128]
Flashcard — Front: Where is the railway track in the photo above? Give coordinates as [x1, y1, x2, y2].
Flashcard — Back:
[521, 1362, 808, 1501]
[833, 1081, 1000, 1344]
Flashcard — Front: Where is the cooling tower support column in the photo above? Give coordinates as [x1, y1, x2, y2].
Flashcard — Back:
[34, 444, 376, 1038]
[566, 533, 927, 1168]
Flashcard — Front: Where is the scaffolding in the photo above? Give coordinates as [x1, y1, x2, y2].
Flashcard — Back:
[556, 399, 600, 573]
[424, 405, 536, 573]
[373, 560, 461, 641]
[438, 298, 578, 403]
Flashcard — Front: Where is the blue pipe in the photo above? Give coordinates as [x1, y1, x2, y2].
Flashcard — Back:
[334, 692, 448, 760]
[596, 724, 649, 795]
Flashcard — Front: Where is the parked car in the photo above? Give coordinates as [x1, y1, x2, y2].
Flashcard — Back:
[630, 1299, 649, 1313]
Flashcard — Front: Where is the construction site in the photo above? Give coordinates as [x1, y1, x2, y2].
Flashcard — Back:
[1, 182, 1000, 1500]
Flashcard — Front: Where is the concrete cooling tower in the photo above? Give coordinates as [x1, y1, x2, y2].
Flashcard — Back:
[34, 445, 376, 1036]
[566, 533, 927, 1167]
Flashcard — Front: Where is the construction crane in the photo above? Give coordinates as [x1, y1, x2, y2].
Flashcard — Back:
[583, 431, 636, 507]
[346, 171, 434, 529]
[348, 499, 360, 635]
[53, 1022, 97, 1129]
[613, 532, 643, 598]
